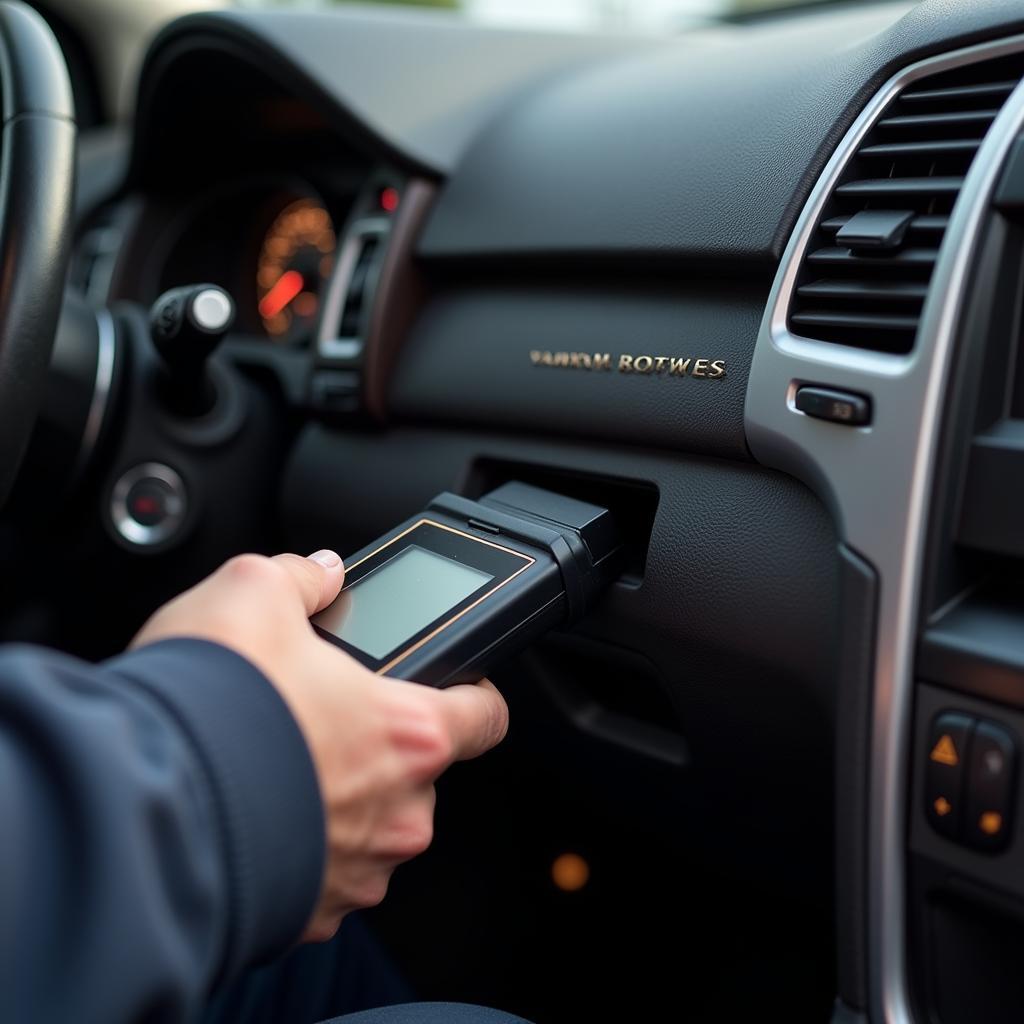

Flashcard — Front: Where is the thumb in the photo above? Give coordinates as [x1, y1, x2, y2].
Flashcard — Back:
[272, 550, 345, 616]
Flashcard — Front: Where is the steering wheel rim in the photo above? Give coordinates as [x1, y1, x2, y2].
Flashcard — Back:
[0, 1, 75, 506]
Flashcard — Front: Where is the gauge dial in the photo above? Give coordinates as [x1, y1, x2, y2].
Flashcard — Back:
[256, 198, 336, 342]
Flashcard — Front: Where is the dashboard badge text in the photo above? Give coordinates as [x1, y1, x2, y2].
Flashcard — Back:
[529, 351, 726, 379]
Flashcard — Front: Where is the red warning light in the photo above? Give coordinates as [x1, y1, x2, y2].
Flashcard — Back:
[380, 187, 400, 213]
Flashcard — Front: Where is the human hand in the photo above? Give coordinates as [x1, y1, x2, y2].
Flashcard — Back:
[132, 550, 509, 940]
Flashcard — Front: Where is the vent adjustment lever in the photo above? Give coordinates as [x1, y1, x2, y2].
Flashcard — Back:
[835, 209, 915, 251]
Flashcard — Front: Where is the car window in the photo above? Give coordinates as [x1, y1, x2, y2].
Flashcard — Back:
[238, 0, 899, 32]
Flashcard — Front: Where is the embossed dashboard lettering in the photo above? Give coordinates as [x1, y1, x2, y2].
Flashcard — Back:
[530, 351, 726, 379]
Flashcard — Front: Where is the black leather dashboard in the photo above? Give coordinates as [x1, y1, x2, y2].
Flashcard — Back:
[136, 1, 1024, 265]
[124, 0, 1024, 467]
[418, 0, 1024, 262]
[388, 278, 762, 459]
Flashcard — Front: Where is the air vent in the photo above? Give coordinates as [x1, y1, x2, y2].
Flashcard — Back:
[788, 51, 1024, 354]
[318, 218, 388, 362]
[338, 235, 380, 338]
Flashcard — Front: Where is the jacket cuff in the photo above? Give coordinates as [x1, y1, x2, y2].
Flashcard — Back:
[104, 637, 325, 978]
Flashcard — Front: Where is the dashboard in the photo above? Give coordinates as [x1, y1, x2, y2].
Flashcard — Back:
[52, 1, 1024, 1022]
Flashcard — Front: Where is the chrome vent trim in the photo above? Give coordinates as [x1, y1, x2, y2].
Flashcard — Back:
[745, 34, 1024, 1024]
[786, 47, 1024, 356]
[317, 217, 389, 360]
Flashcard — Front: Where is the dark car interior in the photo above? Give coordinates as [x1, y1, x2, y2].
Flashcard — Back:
[3, 0, 1024, 1020]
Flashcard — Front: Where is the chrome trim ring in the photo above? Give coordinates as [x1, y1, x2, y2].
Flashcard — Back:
[109, 462, 187, 547]
[744, 34, 1024, 1024]
[73, 307, 116, 482]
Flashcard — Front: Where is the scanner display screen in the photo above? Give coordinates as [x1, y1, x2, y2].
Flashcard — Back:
[317, 545, 494, 660]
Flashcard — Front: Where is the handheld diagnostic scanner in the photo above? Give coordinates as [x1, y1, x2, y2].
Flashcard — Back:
[312, 481, 623, 687]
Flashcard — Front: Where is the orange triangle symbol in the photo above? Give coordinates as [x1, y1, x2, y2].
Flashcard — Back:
[930, 734, 959, 767]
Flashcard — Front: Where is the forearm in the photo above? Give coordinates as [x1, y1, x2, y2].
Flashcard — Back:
[0, 639, 324, 1023]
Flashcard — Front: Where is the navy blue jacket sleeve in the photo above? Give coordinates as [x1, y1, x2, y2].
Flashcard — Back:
[0, 638, 325, 1023]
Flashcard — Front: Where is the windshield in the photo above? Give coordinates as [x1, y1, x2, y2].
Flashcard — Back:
[238, 0, 891, 32]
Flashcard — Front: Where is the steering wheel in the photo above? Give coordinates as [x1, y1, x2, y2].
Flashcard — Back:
[0, 1, 75, 506]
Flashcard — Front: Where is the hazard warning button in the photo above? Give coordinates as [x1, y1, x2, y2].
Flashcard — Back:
[925, 712, 973, 840]
[930, 733, 960, 767]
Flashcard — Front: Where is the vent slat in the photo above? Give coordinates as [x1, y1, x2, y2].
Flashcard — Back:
[879, 110, 999, 130]
[906, 215, 951, 233]
[791, 311, 920, 332]
[836, 177, 964, 198]
[807, 246, 938, 268]
[859, 139, 981, 157]
[820, 214, 949, 235]
[797, 280, 930, 302]
[787, 49, 1024, 356]
[900, 80, 1018, 104]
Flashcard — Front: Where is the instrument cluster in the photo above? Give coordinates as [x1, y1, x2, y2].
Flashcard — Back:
[142, 178, 357, 347]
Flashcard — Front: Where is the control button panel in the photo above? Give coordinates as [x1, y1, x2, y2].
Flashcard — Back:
[924, 710, 1017, 852]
